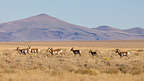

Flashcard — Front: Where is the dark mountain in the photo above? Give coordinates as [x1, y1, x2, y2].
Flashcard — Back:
[0, 13, 144, 41]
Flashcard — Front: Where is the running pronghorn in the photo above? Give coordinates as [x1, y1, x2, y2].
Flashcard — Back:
[89, 50, 97, 56]
[28, 46, 40, 54]
[70, 48, 81, 56]
[47, 48, 64, 55]
[115, 49, 130, 58]
[16, 47, 29, 55]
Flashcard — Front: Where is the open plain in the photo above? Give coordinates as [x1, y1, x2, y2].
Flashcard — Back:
[0, 40, 144, 81]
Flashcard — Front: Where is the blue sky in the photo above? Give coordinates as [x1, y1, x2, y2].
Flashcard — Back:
[0, 0, 144, 29]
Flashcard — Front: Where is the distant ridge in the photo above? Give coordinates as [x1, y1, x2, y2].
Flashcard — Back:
[124, 27, 144, 35]
[0, 13, 144, 41]
[94, 26, 122, 32]
[95, 26, 118, 30]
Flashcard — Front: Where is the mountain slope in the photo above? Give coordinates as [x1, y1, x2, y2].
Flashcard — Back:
[0, 14, 105, 41]
[0, 14, 144, 41]
[123, 27, 144, 35]
[93, 26, 144, 40]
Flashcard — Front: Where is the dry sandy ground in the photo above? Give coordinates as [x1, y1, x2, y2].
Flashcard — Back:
[1, 40, 144, 47]
[0, 40, 144, 81]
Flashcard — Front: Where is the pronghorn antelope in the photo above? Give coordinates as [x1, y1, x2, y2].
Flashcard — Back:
[16, 47, 29, 55]
[115, 49, 130, 58]
[28, 46, 40, 54]
[70, 48, 81, 56]
[47, 48, 63, 55]
[89, 50, 97, 56]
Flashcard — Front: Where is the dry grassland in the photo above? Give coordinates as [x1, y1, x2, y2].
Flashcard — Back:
[0, 40, 144, 81]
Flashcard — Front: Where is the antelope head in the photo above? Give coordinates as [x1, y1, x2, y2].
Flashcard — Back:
[89, 50, 92, 53]
[47, 48, 52, 51]
[70, 48, 74, 51]
[115, 49, 120, 53]
[28, 45, 31, 49]
[16, 47, 20, 50]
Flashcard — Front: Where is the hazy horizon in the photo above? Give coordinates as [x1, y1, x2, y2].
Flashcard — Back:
[0, 0, 144, 29]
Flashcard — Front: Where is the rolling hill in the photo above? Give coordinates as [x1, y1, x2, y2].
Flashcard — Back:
[123, 27, 144, 35]
[0, 14, 143, 41]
